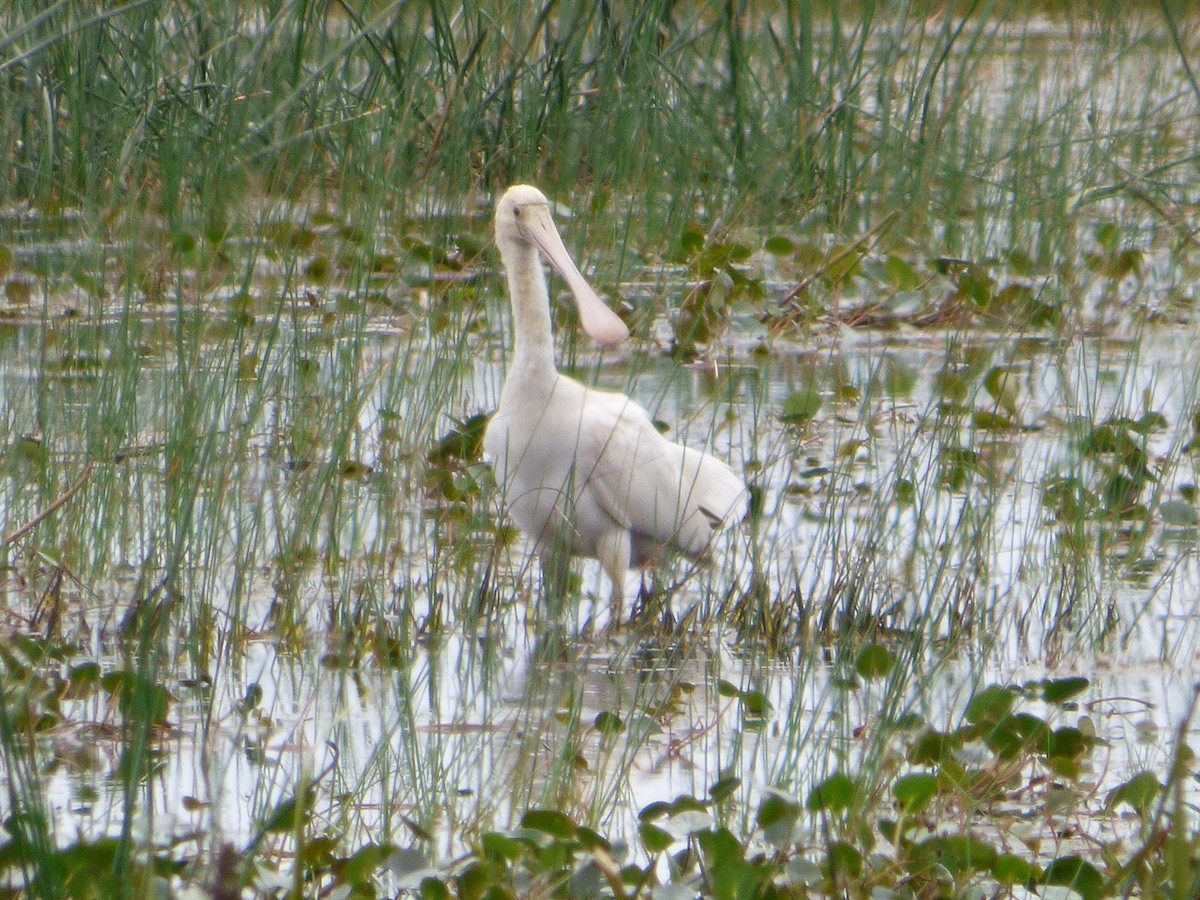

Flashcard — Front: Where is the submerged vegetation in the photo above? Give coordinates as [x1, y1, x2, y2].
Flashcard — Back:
[2, 0, 1200, 896]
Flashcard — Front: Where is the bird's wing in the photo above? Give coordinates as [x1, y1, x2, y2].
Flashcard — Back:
[577, 390, 746, 558]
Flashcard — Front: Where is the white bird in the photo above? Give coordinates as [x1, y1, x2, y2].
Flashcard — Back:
[483, 184, 748, 609]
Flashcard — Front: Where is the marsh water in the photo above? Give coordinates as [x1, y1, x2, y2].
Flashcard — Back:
[4, 266, 1200, 862]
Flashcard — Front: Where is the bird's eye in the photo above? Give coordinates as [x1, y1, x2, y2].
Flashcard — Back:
[513, 207, 521, 218]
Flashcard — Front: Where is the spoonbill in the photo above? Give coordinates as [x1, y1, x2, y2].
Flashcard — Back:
[483, 184, 747, 609]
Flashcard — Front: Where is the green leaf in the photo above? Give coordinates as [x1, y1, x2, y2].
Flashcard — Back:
[1043, 855, 1106, 900]
[480, 832, 523, 861]
[708, 776, 741, 804]
[696, 826, 743, 869]
[983, 367, 1020, 418]
[333, 842, 397, 885]
[855, 644, 894, 680]
[716, 679, 740, 698]
[672, 224, 707, 261]
[639, 823, 673, 854]
[992, 852, 1034, 885]
[908, 728, 957, 765]
[1161, 499, 1199, 526]
[1105, 771, 1161, 816]
[893, 773, 938, 813]
[739, 689, 770, 718]
[965, 685, 1014, 727]
[807, 773, 856, 812]
[826, 841, 862, 879]
[1095, 222, 1119, 250]
[257, 787, 315, 835]
[884, 255, 920, 290]
[785, 857, 823, 886]
[639, 801, 672, 822]
[981, 715, 1026, 760]
[911, 833, 997, 875]
[1041, 676, 1089, 705]
[780, 387, 822, 426]
[1043, 725, 1089, 762]
[973, 409, 1017, 431]
[757, 791, 801, 845]
[765, 235, 795, 255]
[428, 413, 490, 464]
[594, 710, 624, 734]
[519, 809, 576, 840]
[884, 357, 918, 397]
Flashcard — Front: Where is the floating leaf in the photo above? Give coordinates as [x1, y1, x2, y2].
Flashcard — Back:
[966, 685, 1014, 727]
[695, 826, 743, 870]
[639, 823, 673, 853]
[893, 773, 938, 813]
[339, 459, 373, 479]
[594, 710, 624, 735]
[908, 729, 958, 765]
[6, 279, 32, 305]
[826, 841, 862, 879]
[1041, 676, 1089, 705]
[1042, 725, 1089, 763]
[757, 791, 801, 845]
[831, 244, 866, 283]
[717, 679, 740, 698]
[1161, 499, 1199, 526]
[855, 644, 894, 680]
[884, 255, 920, 290]
[884, 357, 918, 397]
[807, 773, 856, 812]
[519, 809, 576, 839]
[765, 235, 795, 255]
[639, 802, 672, 822]
[1101, 248, 1142, 281]
[1094, 222, 1119, 250]
[1042, 855, 1105, 900]
[984, 368, 1020, 418]
[1105, 771, 1161, 816]
[780, 387, 822, 425]
[973, 409, 1017, 431]
[708, 776, 741, 804]
[740, 689, 770, 719]
[992, 853, 1034, 885]
[305, 256, 331, 281]
[480, 832, 523, 861]
[428, 413, 489, 465]
[1131, 410, 1168, 435]
[935, 368, 970, 404]
[911, 833, 998, 875]
[954, 265, 995, 308]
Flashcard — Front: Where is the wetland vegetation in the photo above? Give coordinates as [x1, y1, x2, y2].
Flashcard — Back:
[2, 1, 1200, 896]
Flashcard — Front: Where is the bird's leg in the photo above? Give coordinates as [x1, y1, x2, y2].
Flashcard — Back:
[631, 569, 676, 630]
[629, 572, 652, 624]
[595, 529, 630, 627]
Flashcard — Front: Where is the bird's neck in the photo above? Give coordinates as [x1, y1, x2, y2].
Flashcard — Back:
[504, 243, 557, 375]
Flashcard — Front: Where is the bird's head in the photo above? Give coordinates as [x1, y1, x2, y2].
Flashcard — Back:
[493, 184, 629, 348]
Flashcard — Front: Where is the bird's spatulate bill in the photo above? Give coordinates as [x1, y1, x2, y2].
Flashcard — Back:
[521, 205, 630, 348]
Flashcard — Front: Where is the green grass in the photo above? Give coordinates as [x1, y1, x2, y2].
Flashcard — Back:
[2, 0, 1200, 896]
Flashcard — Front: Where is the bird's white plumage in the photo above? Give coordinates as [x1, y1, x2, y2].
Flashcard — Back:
[484, 184, 747, 603]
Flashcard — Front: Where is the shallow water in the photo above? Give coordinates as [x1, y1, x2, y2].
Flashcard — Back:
[4, 302, 1200, 867]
